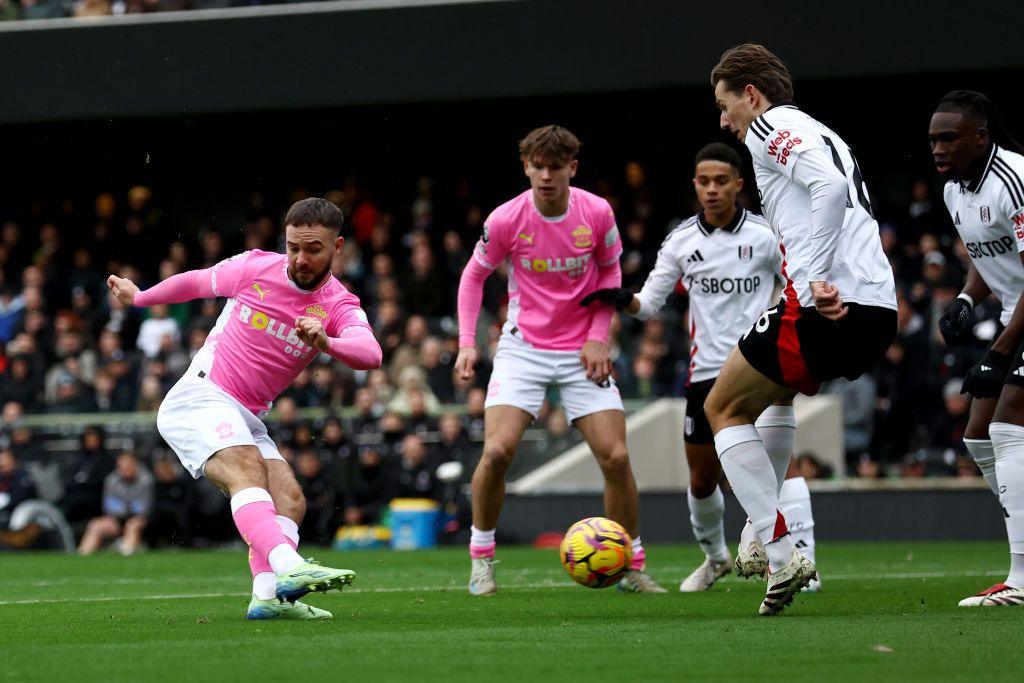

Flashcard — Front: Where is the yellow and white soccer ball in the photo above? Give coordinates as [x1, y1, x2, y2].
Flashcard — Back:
[559, 516, 633, 588]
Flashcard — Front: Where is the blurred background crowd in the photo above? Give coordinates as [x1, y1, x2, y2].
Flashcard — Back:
[0, 155, 996, 551]
[0, 0, 341, 21]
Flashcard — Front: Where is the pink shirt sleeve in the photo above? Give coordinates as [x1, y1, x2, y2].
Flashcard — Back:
[458, 215, 512, 347]
[134, 268, 216, 307]
[323, 296, 380, 369]
[209, 251, 254, 298]
[594, 201, 624, 267]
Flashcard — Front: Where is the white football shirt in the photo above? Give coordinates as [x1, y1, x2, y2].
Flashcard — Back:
[745, 103, 896, 311]
[634, 208, 782, 383]
[943, 144, 1024, 325]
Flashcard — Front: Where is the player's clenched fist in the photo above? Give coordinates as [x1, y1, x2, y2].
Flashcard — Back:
[294, 316, 329, 350]
[454, 346, 478, 381]
[107, 274, 140, 306]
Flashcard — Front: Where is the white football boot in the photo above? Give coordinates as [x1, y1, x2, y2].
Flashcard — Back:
[759, 550, 817, 616]
[679, 553, 734, 592]
[735, 520, 768, 579]
[617, 569, 668, 593]
[469, 557, 498, 596]
[958, 583, 1024, 607]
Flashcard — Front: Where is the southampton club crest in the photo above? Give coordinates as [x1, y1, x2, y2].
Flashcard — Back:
[738, 245, 753, 262]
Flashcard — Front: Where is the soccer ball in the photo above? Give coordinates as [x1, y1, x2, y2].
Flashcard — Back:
[559, 516, 633, 588]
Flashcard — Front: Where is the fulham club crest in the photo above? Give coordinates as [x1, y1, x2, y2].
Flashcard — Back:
[981, 206, 991, 223]
[738, 245, 753, 262]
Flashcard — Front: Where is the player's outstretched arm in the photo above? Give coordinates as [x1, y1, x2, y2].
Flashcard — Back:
[110, 268, 218, 308]
[295, 316, 383, 370]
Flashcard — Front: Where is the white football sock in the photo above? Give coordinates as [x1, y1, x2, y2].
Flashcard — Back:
[470, 526, 495, 547]
[990, 423, 1024, 564]
[1009, 553, 1024, 589]
[714, 424, 791, 571]
[688, 486, 729, 562]
[778, 476, 815, 564]
[252, 573, 277, 600]
[964, 438, 999, 496]
[756, 405, 796, 494]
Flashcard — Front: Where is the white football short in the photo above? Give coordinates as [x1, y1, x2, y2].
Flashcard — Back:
[485, 328, 623, 423]
[156, 370, 284, 479]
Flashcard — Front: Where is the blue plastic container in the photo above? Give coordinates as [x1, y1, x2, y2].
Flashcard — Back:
[389, 498, 441, 550]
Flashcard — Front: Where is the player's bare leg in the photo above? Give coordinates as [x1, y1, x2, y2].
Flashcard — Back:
[206, 446, 352, 611]
[680, 442, 732, 591]
[575, 409, 665, 593]
[963, 385, 1024, 606]
[467, 405, 533, 595]
[705, 348, 814, 614]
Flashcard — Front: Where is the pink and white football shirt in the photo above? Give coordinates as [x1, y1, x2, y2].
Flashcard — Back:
[471, 187, 623, 350]
[188, 250, 370, 415]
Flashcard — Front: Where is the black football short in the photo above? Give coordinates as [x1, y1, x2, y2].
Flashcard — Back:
[684, 378, 716, 445]
[737, 297, 897, 396]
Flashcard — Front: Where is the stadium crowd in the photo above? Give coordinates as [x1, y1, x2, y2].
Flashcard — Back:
[0, 0, 338, 21]
[0, 164, 993, 549]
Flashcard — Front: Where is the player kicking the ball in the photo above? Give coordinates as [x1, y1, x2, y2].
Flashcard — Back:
[929, 91, 1024, 606]
[456, 125, 665, 595]
[705, 45, 897, 615]
[107, 198, 382, 620]
[582, 142, 819, 593]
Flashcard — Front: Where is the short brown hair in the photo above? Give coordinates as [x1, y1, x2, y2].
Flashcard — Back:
[285, 197, 344, 233]
[518, 125, 581, 165]
[711, 44, 793, 103]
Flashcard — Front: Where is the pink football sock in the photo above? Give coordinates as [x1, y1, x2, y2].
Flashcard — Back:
[231, 488, 303, 576]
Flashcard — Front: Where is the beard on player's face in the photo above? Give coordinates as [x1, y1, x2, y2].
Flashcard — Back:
[289, 258, 332, 290]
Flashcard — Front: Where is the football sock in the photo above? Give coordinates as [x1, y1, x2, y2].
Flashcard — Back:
[755, 405, 796, 493]
[715, 424, 792, 572]
[251, 516, 301, 600]
[778, 476, 816, 564]
[1008, 553, 1024, 589]
[989, 423, 1024, 585]
[629, 536, 646, 571]
[688, 486, 729, 562]
[964, 438, 999, 496]
[469, 526, 496, 559]
[230, 487, 303, 576]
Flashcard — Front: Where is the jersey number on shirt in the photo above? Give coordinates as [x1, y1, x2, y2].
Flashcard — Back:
[822, 136, 875, 218]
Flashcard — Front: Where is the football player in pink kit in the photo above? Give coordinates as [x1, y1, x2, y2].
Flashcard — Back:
[456, 125, 665, 594]
[106, 198, 382, 620]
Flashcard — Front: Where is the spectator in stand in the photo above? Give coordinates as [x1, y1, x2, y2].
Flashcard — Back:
[823, 375, 878, 469]
[856, 455, 884, 479]
[401, 245, 447, 318]
[388, 365, 441, 417]
[78, 452, 153, 555]
[1, 356, 41, 412]
[62, 426, 116, 524]
[343, 446, 394, 526]
[420, 336, 455, 403]
[395, 434, 438, 500]
[462, 387, 486, 441]
[351, 387, 382, 437]
[147, 455, 194, 547]
[930, 378, 969, 457]
[0, 448, 40, 550]
[136, 304, 180, 359]
[438, 412, 475, 468]
[267, 396, 300, 446]
[295, 450, 336, 544]
[389, 315, 429, 380]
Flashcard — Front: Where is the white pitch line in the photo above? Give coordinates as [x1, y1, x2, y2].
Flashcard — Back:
[0, 570, 1008, 607]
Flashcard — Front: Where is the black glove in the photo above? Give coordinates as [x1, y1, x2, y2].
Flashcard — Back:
[961, 349, 1011, 398]
[580, 288, 634, 310]
[938, 296, 975, 346]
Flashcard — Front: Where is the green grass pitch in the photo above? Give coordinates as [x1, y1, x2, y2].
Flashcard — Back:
[2, 542, 1023, 682]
